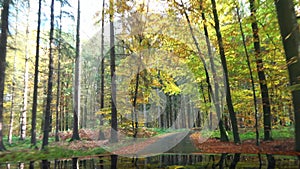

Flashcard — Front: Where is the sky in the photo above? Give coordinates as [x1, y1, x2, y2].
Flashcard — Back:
[27, 0, 169, 41]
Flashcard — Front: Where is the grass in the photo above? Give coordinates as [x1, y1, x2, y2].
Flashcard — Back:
[208, 126, 294, 141]
[0, 136, 107, 163]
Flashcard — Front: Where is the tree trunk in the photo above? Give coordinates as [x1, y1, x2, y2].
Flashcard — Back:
[200, 0, 226, 138]
[98, 0, 106, 140]
[274, 0, 300, 151]
[71, 0, 81, 141]
[20, 1, 31, 140]
[249, 0, 272, 141]
[131, 62, 140, 138]
[0, 0, 10, 151]
[31, 0, 42, 148]
[210, 0, 240, 143]
[235, 1, 260, 146]
[42, 0, 55, 149]
[55, 1, 63, 142]
[8, 0, 19, 145]
[110, 0, 118, 143]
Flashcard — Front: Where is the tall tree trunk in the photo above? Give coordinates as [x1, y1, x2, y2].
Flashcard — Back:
[110, 0, 118, 143]
[42, 0, 55, 149]
[235, 2, 260, 146]
[31, 0, 42, 147]
[179, 0, 229, 140]
[274, 0, 300, 151]
[71, 0, 81, 141]
[20, 1, 31, 141]
[98, 0, 105, 141]
[249, 0, 272, 141]
[55, 1, 63, 142]
[210, 0, 240, 143]
[132, 66, 140, 138]
[199, 0, 228, 141]
[0, 0, 10, 151]
[8, 0, 19, 145]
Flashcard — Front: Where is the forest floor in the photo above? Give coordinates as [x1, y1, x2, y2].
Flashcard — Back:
[55, 129, 300, 156]
[1, 129, 299, 163]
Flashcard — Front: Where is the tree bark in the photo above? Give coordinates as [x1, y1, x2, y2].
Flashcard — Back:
[110, 0, 118, 143]
[71, 0, 81, 141]
[249, 0, 272, 141]
[42, 0, 55, 149]
[98, 0, 106, 140]
[274, 0, 300, 151]
[235, 1, 260, 146]
[0, 0, 10, 151]
[20, 1, 31, 141]
[55, 1, 64, 142]
[8, 0, 19, 145]
[31, 0, 42, 148]
[211, 0, 240, 143]
[199, 0, 228, 141]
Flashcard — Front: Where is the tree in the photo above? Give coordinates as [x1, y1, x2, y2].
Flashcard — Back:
[211, 0, 241, 143]
[110, 0, 118, 143]
[42, 0, 55, 149]
[20, 0, 31, 141]
[198, 0, 229, 141]
[249, 0, 272, 141]
[55, 0, 64, 142]
[8, 0, 19, 145]
[235, 1, 260, 145]
[0, 0, 10, 151]
[71, 0, 81, 141]
[274, 0, 300, 151]
[98, 0, 106, 140]
[31, 0, 42, 147]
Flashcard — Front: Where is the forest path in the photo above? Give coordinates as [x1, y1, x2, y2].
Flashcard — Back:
[112, 131, 198, 157]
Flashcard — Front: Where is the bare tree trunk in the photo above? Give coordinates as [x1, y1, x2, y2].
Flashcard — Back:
[20, 1, 31, 140]
[274, 0, 300, 151]
[110, 0, 118, 143]
[0, 0, 10, 151]
[98, 0, 106, 141]
[42, 0, 55, 149]
[31, 0, 42, 147]
[235, 1, 260, 145]
[55, 1, 63, 142]
[71, 0, 81, 141]
[132, 66, 140, 138]
[249, 0, 272, 141]
[8, 0, 19, 145]
[210, 0, 240, 143]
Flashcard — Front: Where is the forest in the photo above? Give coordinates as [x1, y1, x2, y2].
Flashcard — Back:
[0, 0, 300, 167]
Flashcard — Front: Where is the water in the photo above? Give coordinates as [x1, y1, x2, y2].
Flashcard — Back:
[2, 154, 299, 169]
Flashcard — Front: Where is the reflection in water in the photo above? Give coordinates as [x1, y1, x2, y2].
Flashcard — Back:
[111, 155, 118, 169]
[229, 153, 241, 169]
[0, 153, 299, 168]
[266, 154, 275, 169]
[72, 158, 78, 169]
[29, 161, 34, 169]
[99, 156, 104, 169]
[41, 160, 49, 169]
